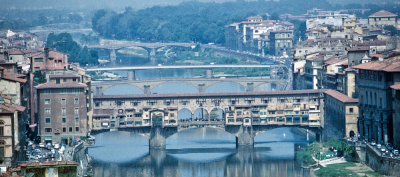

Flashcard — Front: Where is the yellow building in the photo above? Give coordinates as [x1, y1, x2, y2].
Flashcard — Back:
[324, 89, 358, 140]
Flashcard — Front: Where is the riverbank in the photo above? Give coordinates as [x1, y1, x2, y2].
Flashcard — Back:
[296, 140, 383, 177]
[314, 162, 382, 177]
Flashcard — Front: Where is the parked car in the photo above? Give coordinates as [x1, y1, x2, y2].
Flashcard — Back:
[393, 149, 399, 156]
[381, 148, 386, 152]
[53, 143, 60, 149]
[371, 142, 376, 146]
[377, 144, 382, 149]
[39, 143, 45, 148]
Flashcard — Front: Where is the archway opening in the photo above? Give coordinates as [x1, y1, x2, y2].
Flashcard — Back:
[193, 108, 209, 121]
[349, 130, 355, 138]
[178, 108, 192, 122]
[210, 108, 224, 121]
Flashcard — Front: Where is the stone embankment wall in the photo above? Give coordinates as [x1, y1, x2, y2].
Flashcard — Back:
[365, 145, 400, 176]
[72, 142, 90, 177]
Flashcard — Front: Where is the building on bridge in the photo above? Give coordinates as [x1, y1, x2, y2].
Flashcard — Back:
[91, 90, 325, 148]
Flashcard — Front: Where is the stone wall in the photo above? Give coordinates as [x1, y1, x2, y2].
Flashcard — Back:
[365, 145, 400, 176]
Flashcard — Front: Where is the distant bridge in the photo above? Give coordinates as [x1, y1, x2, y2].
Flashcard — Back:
[92, 77, 288, 95]
[87, 42, 195, 65]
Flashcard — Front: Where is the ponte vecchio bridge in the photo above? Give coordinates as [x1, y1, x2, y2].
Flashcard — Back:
[91, 89, 325, 149]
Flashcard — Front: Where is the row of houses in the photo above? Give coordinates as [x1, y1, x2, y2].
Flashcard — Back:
[0, 30, 92, 166]
[292, 9, 400, 147]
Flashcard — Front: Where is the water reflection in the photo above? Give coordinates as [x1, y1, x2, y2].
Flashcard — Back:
[91, 148, 310, 177]
[89, 128, 311, 177]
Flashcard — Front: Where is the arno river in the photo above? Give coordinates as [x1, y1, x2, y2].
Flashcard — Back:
[89, 127, 312, 177]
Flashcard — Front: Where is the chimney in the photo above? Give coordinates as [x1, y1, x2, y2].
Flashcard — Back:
[44, 47, 49, 59]
[44, 48, 49, 70]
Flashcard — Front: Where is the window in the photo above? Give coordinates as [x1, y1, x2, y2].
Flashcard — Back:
[34, 58, 43, 62]
[45, 108, 51, 114]
[74, 98, 79, 104]
[45, 118, 51, 123]
[56, 78, 60, 84]
[45, 128, 52, 133]
[349, 108, 354, 113]
[0, 121, 4, 136]
[74, 108, 79, 115]
[61, 98, 66, 105]
[63, 127, 66, 132]
[75, 127, 79, 132]
[61, 108, 66, 116]
[62, 118, 66, 123]
[63, 78, 67, 82]
[44, 99, 50, 104]
[69, 127, 73, 132]
[75, 117, 79, 122]
[72, 78, 77, 82]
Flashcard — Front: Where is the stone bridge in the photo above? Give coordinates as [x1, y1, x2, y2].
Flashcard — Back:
[87, 42, 195, 65]
[92, 77, 288, 95]
[91, 90, 325, 149]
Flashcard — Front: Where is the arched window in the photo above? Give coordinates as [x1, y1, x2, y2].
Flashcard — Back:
[0, 121, 4, 136]
[0, 140, 5, 160]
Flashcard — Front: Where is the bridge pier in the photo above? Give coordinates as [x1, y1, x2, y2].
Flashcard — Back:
[110, 49, 117, 66]
[198, 83, 206, 93]
[246, 82, 254, 92]
[206, 69, 213, 79]
[144, 85, 151, 94]
[127, 70, 135, 80]
[144, 48, 158, 65]
[149, 127, 167, 149]
[235, 126, 255, 147]
[149, 126, 177, 149]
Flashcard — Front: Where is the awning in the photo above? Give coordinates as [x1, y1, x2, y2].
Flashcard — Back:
[302, 115, 309, 118]
[293, 115, 301, 119]
[44, 136, 52, 141]
[285, 115, 293, 118]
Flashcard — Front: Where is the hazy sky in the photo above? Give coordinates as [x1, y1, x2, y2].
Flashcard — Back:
[0, 0, 396, 11]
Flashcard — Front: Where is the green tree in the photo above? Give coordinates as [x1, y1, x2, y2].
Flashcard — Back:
[384, 25, 398, 36]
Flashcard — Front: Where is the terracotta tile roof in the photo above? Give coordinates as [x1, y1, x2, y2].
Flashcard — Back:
[369, 10, 397, 17]
[391, 84, 400, 90]
[325, 89, 358, 103]
[347, 46, 369, 52]
[35, 82, 87, 89]
[1, 76, 27, 83]
[0, 103, 26, 113]
[324, 58, 343, 65]
[352, 55, 400, 72]
[94, 89, 326, 100]
[354, 41, 386, 46]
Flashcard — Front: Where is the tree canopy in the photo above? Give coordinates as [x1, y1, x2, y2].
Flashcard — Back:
[92, 0, 332, 44]
[46, 33, 99, 66]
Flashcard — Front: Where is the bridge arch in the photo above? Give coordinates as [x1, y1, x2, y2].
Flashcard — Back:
[193, 108, 209, 121]
[103, 84, 144, 95]
[210, 108, 224, 121]
[151, 81, 198, 94]
[177, 108, 193, 122]
[205, 82, 246, 93]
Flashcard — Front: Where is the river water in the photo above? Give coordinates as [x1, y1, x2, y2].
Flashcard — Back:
[89, 127, 312, 177]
